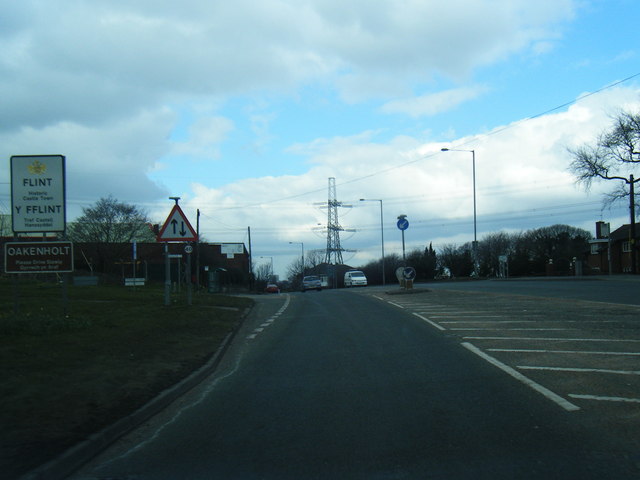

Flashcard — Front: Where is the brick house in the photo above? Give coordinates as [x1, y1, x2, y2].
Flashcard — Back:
[587, 221, 639, 274]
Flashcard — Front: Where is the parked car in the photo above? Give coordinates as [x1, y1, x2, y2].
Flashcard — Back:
[302, 275, 322, 292]
[265, 284, 280, 294]
[344, 270, 367, 287]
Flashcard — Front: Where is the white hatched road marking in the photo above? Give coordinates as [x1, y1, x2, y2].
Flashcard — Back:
[412, 313, 447, 331]
[462, 342, 580, 411]
[378, 292, 640, 411]
[568, 394, 640, 404]
[518, 365, 640, 375]
[387, 301, 405, 309]
[489, 348, 640, 356]
[450, 328, 572, 331]
[464, 336, 640, 342]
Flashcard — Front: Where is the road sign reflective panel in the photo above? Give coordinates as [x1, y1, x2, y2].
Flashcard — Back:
[11, 155, 66, 233]
[157, 205, 198, 242]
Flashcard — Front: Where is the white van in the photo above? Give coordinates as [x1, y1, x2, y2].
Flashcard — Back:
[344, 270, 367, 287]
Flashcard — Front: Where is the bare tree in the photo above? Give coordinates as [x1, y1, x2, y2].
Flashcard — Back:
[569, 110, 640, 273]
[67, 195, 156, 243]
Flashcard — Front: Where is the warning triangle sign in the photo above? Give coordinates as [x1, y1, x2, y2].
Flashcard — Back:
[157, 205, 198, 242]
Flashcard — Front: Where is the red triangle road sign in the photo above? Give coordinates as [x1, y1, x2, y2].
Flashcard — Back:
[157, 205, 198, 242]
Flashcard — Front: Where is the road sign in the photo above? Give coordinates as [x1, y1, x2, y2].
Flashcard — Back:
[397, 218, 409, 230]
[5, 241, 74, 273]
[11, 155, 66, 233]
[157, 205, 198, 242]
[402, 267, 416, 280]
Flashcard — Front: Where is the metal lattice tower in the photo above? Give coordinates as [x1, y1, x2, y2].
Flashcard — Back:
[324, 177, 345, 265]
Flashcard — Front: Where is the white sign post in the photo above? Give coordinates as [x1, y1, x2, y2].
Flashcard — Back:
[10, 155, 66, 233]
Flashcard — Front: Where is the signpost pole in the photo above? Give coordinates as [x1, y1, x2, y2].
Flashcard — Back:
[186, 249, 192, 306]
[164, 243, 171, 306]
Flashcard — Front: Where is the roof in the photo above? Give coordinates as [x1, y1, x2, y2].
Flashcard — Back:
[610, 224, 640, 242]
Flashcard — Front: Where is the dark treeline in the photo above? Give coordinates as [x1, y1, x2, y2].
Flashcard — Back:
[359, 224, 592, 283]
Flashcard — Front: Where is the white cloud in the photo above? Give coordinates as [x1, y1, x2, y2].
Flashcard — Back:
[170, 116, 235, 159]
[0, 0, 577, 130]
[187, 86, 640, 273]
[381, 86, 489, 117]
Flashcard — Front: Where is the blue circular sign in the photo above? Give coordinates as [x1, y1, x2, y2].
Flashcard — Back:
[403, 267, 416, 280]
[397, 218, 409, 230]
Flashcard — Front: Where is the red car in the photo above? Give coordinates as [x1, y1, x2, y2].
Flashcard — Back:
[265, 284, 280, 294]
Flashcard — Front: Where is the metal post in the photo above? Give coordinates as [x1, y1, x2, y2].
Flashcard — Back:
[379, 200, 385, 285]
[186, 250, 192, 305]
[196, 209, 200, 289]
[164, 243, 171, 306]
[630, 174, 636, 274]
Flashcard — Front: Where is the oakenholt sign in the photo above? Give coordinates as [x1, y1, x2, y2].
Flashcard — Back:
[4, 241, 74, 273]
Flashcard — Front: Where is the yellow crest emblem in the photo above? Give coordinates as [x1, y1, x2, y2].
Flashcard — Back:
[27, 160, 47, 174]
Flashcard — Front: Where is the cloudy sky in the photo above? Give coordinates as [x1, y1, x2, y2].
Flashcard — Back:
[1, 0, 639, 277]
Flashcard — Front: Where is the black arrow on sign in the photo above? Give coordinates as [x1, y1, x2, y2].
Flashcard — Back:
[171, 219, 178, 234]
[180, 222, 187, 236]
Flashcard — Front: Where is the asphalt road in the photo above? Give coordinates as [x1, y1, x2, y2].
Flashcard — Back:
[70, 288, 639, 479]
[420, 276, 640, 305]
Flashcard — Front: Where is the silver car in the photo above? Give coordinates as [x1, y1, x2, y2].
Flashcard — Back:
[302, 275, 322, 292]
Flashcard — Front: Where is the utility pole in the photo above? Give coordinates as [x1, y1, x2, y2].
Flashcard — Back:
[630, 174, 636, 274]
[196, 209, 200, 289]
[248, 226, 253, 290]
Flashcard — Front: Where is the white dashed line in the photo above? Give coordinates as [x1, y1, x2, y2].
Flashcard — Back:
[246, 294, 290, 340]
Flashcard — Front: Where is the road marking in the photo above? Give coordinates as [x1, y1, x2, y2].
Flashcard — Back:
[442, 320, 618, 324]
[518, 366, 640, 375]
[568, 394, 640, 404]
[488, 348, 640, 356]
[464, 336, 640, 342]
[247, 294, 290, 340]
[440, 320, 538, 324]
[450, 328, 571, 331]
[462, 342, 580, 412]
[412, 313, 446, 331]
[428, 315, 506, 318]
[388, 301, 405, 309]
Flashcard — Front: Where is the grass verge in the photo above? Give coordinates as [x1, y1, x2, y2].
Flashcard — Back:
[0, 278, 253, 479]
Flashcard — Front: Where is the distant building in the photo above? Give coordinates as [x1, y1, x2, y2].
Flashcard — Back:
[0, 237, 251, 287]
[587, 222, 639, 274]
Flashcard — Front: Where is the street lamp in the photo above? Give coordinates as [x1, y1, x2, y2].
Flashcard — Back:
[289, 241, 304, 277]
[259, 256, 274, 281]
[441, 147, 478, 273]
[360, 199, 385, 285]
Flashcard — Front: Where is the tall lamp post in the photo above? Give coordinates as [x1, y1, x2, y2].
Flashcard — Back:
[260, 256, 274, 282]
[360, 198, 385, 285]
[289, 241, 304, 278]
[441, 147, 478, 274]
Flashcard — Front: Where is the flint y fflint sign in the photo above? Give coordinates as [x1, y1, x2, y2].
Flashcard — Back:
[11, 155, 66, 233]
